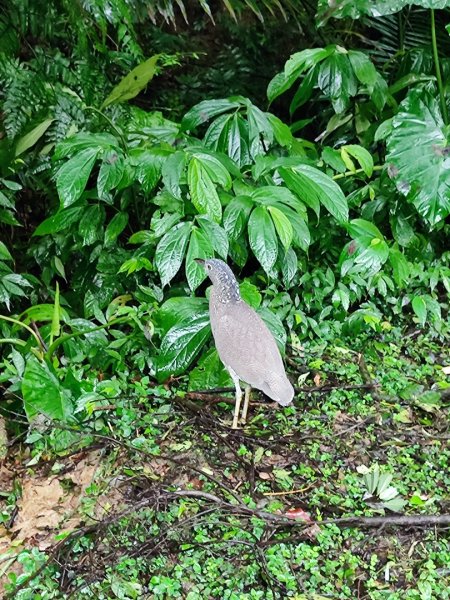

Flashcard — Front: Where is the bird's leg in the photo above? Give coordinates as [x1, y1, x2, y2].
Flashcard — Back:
[241, 385, 251, 425]
[228, 367, 242, 429]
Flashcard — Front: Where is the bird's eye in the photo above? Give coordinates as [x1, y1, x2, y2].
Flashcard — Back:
[207, 264, 211, 270]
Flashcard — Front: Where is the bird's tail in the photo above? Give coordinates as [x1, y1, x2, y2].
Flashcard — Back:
[263, 374, 294, 406]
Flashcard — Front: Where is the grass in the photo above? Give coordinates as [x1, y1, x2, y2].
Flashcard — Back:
[1, 329, 450, 599]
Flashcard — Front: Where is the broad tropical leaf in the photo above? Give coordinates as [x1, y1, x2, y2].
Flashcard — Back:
[386, 89, 450, 227]
[155, 222, 192, 287]
[248, 205, 278, 273]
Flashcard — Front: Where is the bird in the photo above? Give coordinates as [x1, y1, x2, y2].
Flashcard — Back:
[195, 258, 294, 428]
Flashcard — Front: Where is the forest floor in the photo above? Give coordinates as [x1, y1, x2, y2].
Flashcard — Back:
[1, 330, 450, 599]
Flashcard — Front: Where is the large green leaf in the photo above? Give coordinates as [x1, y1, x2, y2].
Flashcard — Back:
[386, 89, 450, 227]
[188, 348, 232, 391]
[197, 216, 229, 259]
[344, 219, 390, 276]
[79, 204, 105, 246]
[317, 0, 407, 22]
[267, 47, 331, 103]
[97, 151, 125, 198]
[268, 206, 293, 250]
[190, 152, 232, 189]
[22, 357, 73, 422]
[281, 165, 348, 223]
[156, 297, 209, 335]
[33, 206, 86, 236]
[156, 314, 211, 381]
[223, 196, 253, 241]
[56, 147, 100, 208]
[101, 55, 160, 108]
[130, 149, 164, 194]
[318, 51, 357, 114]
[185, 227, 214, 291]
[162, 151, 186, 200]
[248, 206, 278, 273]
[182, 98, 242, 131]
[155, 222, 192, 287]
[188, 157, 222, 222]
[15, 118, 54, 156]
[104, 212, 129, 246]
[54, 133, 118, 160]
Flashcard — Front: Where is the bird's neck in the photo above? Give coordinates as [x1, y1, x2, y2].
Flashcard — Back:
[211, 283, 241, 304]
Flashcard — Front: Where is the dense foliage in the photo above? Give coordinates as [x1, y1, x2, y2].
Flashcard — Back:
[0, 0, 449, 597]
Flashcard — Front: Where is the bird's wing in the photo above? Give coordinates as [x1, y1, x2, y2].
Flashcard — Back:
[211, 301, 283, 389]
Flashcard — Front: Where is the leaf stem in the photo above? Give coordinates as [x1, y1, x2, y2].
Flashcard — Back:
[45, 316, 131, 362]
[0, 315, 44, 354]
[333, 165, 383, 181]
[431, 9, 448, 125]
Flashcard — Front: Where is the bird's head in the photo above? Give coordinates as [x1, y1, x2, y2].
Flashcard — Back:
[195, 258, 241, 303]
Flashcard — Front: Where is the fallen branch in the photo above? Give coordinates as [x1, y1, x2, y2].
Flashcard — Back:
[169, 489, 450, 531]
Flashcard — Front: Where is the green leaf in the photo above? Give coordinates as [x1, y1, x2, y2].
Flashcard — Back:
[33, 206, 85, 236]
[197, 216, 229, 259]
[279, 168, 320, 218]
[130, 149, 164, 194]
[268, 206, 293, 250]
[386, 89, 450, 227]
[156, 314, 211, 381]
[318, 51, 357, 114]
[0, 241, 13, 261]
[185, 228, 214, 291]
[15, 118, 54, 156]
[190, 152, 232, 189]
[281, 165, 348, 223]
[247, 104, 273, 145]
[322, 147, 347, 173]
[412, 296, 427, 326]
[54, 133, 118, 160]
[79, 204, 105, 246]
[182, 98, 242, 130]
[341, 144, 373, 177]
[22, 357, 73, 422]
[97, 152, 125, 197]
[19, 303, 70, 324]
[266, 114, 293, 147]
[347, 218, 384, 243]
[104, 212, 129, 246]
[285, 47, 332, 79]
[226, 114, 251, 166]
[251, 185, 307, 218]
[188, 157, 222, 222]
[155, 222, 192, 287]
[56, 147, 100, 208]
[50, 282, 61, 342]
[157, 296, 208, 335]
[101, 55, 160, 108]
[282, 247, 298, 287]
[389, 248, 410, 287]
[239, 280, 261, 308]
[223, 196, 253, 241]
[347, 50, 378, 87]
[151, 211, 182, 238]
[248, 206, 278, 273]
[267, 71, 299, 103]
[162, 151, 186, 200]
[188, 348, 231, 391]
[289, 67, 318, 115]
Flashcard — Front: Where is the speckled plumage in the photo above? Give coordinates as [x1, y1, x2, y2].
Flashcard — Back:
[198, 259, 294, 419]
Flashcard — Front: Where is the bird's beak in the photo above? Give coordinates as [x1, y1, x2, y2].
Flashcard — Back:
[194, 258, 205, 265]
